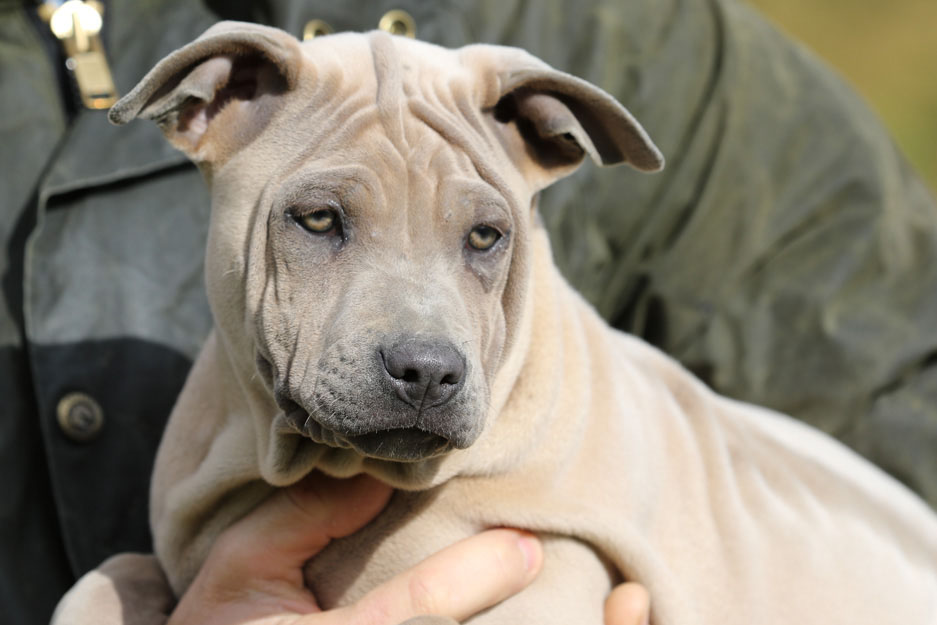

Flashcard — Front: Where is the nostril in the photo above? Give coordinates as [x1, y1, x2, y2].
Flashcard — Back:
[380, 339, 466, 407]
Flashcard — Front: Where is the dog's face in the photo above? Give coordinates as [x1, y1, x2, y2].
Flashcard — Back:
[112, 22, 661, 486]
[246, 96, 519, 463]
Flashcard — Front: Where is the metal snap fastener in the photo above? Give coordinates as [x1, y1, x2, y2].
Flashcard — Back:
[303, 19, 333, 40]
[57, 392, 105, 442]
[378, 9, 416, 38]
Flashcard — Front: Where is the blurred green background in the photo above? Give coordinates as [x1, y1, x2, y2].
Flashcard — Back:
[748, 0, 937, 195]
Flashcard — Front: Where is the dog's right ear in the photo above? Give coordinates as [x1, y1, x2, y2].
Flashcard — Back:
[109, 21, 303, 165]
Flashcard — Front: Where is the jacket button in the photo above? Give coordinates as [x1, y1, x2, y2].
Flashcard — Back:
[57, 392, 105, 442]
[302, 19, 333, 40]
[378, 9, 416, 38]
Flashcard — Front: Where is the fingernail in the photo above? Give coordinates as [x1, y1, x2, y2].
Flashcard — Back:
[516, 534, 541, 572]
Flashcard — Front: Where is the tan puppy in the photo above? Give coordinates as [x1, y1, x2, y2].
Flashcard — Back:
[56, 22, 937, 625]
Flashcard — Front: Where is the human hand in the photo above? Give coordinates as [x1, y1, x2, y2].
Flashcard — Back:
[169, 471, 651, 625]
[167, 472, 543, 625]
[606, 582, 651, 625]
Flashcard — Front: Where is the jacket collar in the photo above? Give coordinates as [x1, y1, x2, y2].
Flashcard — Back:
[40, 0, 217, 199]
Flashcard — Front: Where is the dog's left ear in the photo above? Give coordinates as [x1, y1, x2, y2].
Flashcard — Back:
[109, 21, 303, 165]
[470, 46, 664, 190]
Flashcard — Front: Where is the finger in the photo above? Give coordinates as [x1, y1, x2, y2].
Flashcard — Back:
[605, 582, 650, 625]
[217, 473, 393, 580]
[320, 529, 542, 625]
[169, 474, 393, 624]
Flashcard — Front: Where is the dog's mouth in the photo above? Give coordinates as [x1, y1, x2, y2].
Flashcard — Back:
[311, 420, 452, 461]
[259, 351, 468, 462]
[277, 393, 453, 462]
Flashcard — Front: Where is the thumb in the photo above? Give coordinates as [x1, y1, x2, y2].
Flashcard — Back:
[605, 582, 650, 625]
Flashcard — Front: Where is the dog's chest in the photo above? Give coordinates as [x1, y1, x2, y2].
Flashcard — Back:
[303, 488, 616, 623]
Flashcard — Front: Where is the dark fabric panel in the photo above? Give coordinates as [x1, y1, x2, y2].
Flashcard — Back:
[0, 3, 65, 348]
[0, 346, 72, 625]
[29, 339, 194, 580]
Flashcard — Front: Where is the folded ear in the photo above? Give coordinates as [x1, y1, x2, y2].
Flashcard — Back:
[109, 21, 303, 165]
[470, 46, 663, 190]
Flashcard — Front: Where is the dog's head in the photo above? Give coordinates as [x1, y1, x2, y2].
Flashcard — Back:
[112, 22, 661, 487]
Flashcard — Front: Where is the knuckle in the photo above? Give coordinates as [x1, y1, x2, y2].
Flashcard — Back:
[207, 530, 243, 565]
[408, 570, 444, 616]
[284, 482, 325, 521]
[351, 593, 396, 625]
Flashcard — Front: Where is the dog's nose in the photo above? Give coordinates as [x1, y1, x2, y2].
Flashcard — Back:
[381, 339, 465, 408]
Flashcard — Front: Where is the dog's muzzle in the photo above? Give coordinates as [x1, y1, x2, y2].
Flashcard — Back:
[267, 338, 478, 462]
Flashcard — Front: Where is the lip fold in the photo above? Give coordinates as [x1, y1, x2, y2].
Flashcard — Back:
[347, 428, 452, 461]
[274, 392, 452, 462]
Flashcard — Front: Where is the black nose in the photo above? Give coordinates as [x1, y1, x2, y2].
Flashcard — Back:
[381, 339, 465, 408]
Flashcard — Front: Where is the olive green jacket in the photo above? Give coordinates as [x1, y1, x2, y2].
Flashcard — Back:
[2, 0, 935, 623]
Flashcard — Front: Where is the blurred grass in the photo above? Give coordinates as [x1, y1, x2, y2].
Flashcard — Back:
[747, 0, 937, 195]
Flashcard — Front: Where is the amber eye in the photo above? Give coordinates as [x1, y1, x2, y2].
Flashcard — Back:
[467, 225, 502, 251]
[296, 208, 338, 234]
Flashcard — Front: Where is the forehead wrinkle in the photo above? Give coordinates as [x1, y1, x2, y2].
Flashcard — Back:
[401, 137, 445, 238]
[408, 98, 519, 215]
[408, 62, 495, 155]
[405, 133, 479, 217]
[297, 90, 374, 135]
[280, 163, 384, 198]
[450, 80, 494, 152]
[280, 96, 380, 176]
[404, 127, 451, 181]
[400, 76, 498, 190]
[403, 73, 482, 185]
[369, 130, 409, 180]
[367, 33, 414, 235]
[369, 31, 408, 154]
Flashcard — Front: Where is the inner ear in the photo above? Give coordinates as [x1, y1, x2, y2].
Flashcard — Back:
[110, 21, 304, 167]
[144, 53, 290, 162]
[494, 89, 595, 172]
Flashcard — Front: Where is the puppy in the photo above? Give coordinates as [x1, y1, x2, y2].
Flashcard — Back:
[56, 22, 937, 625]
